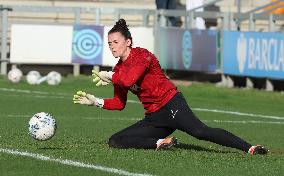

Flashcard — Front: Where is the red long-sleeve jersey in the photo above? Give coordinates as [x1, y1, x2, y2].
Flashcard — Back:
[103, 47, 178, 114]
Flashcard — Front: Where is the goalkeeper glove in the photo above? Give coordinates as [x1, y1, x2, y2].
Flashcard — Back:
[92, 69, 113, 86]
[73, 91, 104, 107]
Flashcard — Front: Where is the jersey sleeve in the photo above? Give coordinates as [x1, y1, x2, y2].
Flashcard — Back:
[103, 84, 128, 110]
[112, 50, 152, 88]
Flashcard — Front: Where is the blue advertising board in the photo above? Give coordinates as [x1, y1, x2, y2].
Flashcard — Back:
[223, 31, 284, 79]
[157, 28, 217, 72]
[72, 25, 104, 65]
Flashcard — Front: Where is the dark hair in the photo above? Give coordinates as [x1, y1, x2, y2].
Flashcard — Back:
[108, 19, 133, 47]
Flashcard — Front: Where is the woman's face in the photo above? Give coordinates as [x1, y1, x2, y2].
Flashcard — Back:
[108, 32, 131, 61]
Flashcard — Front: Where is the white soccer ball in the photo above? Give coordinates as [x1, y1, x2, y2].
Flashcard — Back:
[28, 112, 56, 141]
[46, 71, 61, 85]
[26, 70, 41, 85]
[8, 68, 23, 83]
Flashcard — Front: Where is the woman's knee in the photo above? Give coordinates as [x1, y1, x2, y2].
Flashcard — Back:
[108, 135, 117, 147]
[190, 126, 211, 140]
[108, 134, 122, 148]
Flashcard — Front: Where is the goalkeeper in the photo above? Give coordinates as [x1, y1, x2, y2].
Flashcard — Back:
[73, 19, 268, 155]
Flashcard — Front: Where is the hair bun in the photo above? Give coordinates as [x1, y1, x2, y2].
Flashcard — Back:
[118, 19, 126, 24]
[116, 19, 127, 28]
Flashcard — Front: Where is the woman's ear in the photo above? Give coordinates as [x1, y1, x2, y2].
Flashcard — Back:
[126, 39, 132, 47]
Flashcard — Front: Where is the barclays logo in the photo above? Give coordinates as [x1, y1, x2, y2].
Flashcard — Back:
[224, 31, 284, 79]
[182, 31, 192, 69]
[236, 32, 284, 73]
[236, 33, 247, 73]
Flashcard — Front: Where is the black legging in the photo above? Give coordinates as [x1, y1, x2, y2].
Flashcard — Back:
[108, 93, 252, 152]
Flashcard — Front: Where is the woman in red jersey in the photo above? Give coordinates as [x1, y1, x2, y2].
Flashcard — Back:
[73, 19, 268, 155]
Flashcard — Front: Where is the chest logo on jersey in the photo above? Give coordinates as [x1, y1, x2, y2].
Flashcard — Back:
[130, 84, 141, 93]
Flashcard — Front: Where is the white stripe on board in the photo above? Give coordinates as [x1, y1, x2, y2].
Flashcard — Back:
[0, 148, 153, 176]
[1, 87, 284, 120]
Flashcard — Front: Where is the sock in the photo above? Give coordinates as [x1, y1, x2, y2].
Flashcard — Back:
[156, 139, 164, 146]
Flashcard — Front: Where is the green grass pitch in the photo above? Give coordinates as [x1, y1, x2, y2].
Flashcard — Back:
[0, 75, 284, 176]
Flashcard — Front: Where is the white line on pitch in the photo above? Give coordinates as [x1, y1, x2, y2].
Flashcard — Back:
[1, 87, 284, 120]
[6, 115, 284, 124]
[85, 117, 141, 121]
[202, 120, 284, 125]
[192, 108, 284, 120]
[0, 87, 69, 96]
[84, 117, 284, 125]
[0, 148, 153, 176]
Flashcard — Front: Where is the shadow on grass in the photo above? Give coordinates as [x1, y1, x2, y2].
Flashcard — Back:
[175, 143, 238, 154]
[79, 139, 242, 154]
[270, 149, 284, 155]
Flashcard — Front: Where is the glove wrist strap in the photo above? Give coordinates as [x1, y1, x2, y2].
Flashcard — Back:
[94, 97, 104, 108]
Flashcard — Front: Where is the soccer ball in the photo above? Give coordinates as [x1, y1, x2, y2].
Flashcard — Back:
[28, 112, 57, 141]
[26, 70, 41, 85]
[46, 71, 62, 85]
[8, 68, 23, 83]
